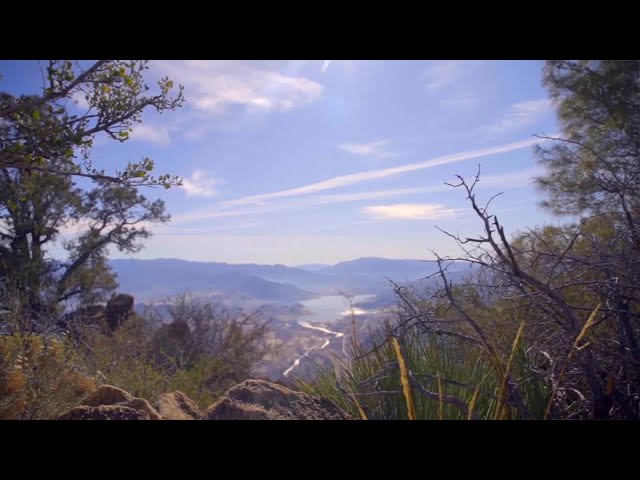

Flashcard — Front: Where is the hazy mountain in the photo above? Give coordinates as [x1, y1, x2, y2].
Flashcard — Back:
[317, 257, 456, 281]
[110, 259, 313, 303]
[296, 264, 331, 271]
[110, 257, 475, 304]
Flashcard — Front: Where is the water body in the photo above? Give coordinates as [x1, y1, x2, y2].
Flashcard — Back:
[298, 294, 376, 323]
[282, 296, 375, 377]
[283, 322, 343, 377]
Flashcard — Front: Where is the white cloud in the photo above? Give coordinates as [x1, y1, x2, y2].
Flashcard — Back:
[181, 170, 223, 198]
[339, 139, 398, 158]
[363, 203, 458, 220]
[130, 124, 171, 145]
[322, 60, 332, 73]
[309, 187, 432, 205]
[154, 61, 323, 115]
[482, 99, 551, 135]
[172, 207, 260, 224]
[423, 61, 467, 93]
[223, 136, 549, 207]
[171, 143, 550, 226]
[423, 61, 484, 94]
[306, 168, 542, 205]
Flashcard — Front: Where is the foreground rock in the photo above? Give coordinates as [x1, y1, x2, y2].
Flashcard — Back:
[58, 384, 161, 420]
[59, 405, 150, 420]
[58, 380, 351, 420]
[206, 379, 352, 420]
[82, 385, 133, 407]
[154, 391, 204, 420]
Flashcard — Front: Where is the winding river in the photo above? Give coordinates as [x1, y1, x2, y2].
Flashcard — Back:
[282, 294, 374, 377]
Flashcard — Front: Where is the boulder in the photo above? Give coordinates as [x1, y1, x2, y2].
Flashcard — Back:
[59, 405, 150, 420]
[121, 398, 162, 421]
[81, 385, 133, 407]
[154, 391, 204, 420]
[61, 293, 135, 333]
[59, 384, 161, 420]
[205, 379, 352, 420]
[106, 294, 135, 331]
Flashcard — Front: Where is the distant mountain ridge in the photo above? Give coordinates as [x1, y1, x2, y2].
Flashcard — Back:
[110, 258, 314, 303]
[110, 257, 474, 303]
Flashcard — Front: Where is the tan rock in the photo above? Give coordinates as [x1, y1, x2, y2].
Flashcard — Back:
[154, 391, 204, 420]
[59, 405, 150, 420]
[206, 379, 352, 420]
[81, 385, 134, 407]
[122, 398, 162, 421]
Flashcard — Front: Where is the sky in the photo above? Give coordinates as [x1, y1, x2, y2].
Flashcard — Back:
[0, 60, 563, 266]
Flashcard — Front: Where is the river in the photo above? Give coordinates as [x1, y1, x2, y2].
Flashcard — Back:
[282, 294, 375, 377]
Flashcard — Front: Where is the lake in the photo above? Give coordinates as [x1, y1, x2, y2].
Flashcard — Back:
[298, 294, 376, 323]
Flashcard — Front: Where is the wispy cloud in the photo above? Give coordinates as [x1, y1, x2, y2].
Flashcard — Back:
[172, 207, 263, 224]
[308, 167, 543, 206]
[481, 99, 551, 135]
[181, 170, 223, 198]
[363, 203, 458, 220]
[224, 136, 548, 207]
[322, 60, 332, 73]
[171, 146, 549, 226]
[155, 61, 323, 115]
[423, 61, 484, 94]
[339, 139, 398, 158]
[309, 187, 432, 205]
[422, 61, 485, 110]
[423, 61, 467, 93]
[130, 124, 171, 145]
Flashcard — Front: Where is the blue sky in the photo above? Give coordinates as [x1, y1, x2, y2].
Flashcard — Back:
[0, 60, 562, 265]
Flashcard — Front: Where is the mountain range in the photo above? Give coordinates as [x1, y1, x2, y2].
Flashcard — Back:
[110, 257, 474, 304]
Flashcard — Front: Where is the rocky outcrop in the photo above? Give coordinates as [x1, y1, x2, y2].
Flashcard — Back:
[59, 405, 150, 420]
[205, 379, 352, 420]
[58, 384, 161, 420]
[58, 380, 351, 420]
[121, 398, 162, 421]
[106, 294, 135, 331]
[154, 391, 204, 420]
[82, 385, 133, 407]
[60, 293, 135, 333]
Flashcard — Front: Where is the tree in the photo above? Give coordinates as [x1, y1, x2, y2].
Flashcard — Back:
[535, 60, 640, 247]
[0, 61, 181, 325]
[0, 165, 169, 323]
[533, 60, 640, 415]
[147, 294, 271, 395]
[0, 60, 184, 187]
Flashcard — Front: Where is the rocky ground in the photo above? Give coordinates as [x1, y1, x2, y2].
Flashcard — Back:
[58, 381, 352, 420]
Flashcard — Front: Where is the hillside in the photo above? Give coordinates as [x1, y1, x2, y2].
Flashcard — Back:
[110, 259, 314, 303]
[110, 257, 471, 303]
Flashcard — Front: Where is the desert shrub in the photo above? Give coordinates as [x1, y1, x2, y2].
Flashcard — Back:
[301, 326, 551, 420]
[0, 292, 273, 417]
[74, 314, 170, 402]
[0, 333, 96, 419]
[145, 294, 272, 405]
[300, 288, 550, 420]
